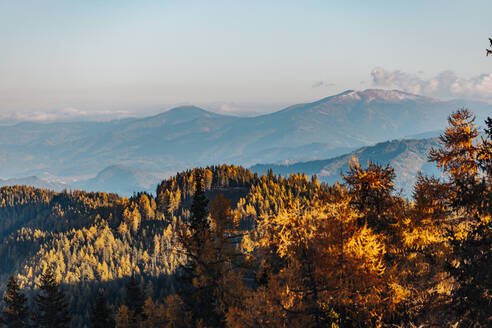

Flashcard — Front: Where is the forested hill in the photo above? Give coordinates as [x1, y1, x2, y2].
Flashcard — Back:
[251, 137, 442, 197]
[0, 165, 324, 327]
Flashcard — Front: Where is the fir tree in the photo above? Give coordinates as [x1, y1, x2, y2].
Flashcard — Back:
[91, 290, 115, 328]
[1, 276, 29, 328]
[34, 266, 70, 328]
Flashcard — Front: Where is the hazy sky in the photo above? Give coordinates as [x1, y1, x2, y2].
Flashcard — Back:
[1, 0, 492, 119]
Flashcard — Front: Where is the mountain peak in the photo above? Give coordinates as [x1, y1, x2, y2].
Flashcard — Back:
[316, 88, 437, 105]
[146, 106, 218, 124]
[164, 105, 212, 116]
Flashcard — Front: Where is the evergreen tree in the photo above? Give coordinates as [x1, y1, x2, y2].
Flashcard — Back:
[1, 276, 29, 328]
[125, 276, 144, 326]
[91, 290, 115, 328]
[177, 169, 211, 325]
[34, 266, 71, 328]
[190, 169, 209, 236]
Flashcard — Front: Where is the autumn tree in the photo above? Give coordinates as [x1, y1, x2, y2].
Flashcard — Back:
[137, 193, 155, 220]
[114, 305, 131, 328]
[429, 109, 482, 212]
[138, 298, 166, 328]
[343, 157, 397, 233]
[231, 193, 395, 328]
[162, 295, 192, 328]
[429, 110, 492, 327]
[34, 266, 71, 328]
[478, 117, 492, 178]
[1, 276, 29, 328]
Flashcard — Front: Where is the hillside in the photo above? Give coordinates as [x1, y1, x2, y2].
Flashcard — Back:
[251, 137, 442, 197]
[0, 165, 321, 326]
[1, 89, 490, 190]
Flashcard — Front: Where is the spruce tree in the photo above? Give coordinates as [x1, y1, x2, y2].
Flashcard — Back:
[34, 266, 70, 328]
[91, 290, 115, 328]
[1, 276, 29, 328]
[125, 276, 144, 326]
[190, 169, 209, 236]
[177, 169, 219, 326]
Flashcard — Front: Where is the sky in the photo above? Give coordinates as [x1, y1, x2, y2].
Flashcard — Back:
[1, 0, 492, 120]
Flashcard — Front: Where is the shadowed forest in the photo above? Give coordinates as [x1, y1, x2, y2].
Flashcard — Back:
[0, 109, 490, 327]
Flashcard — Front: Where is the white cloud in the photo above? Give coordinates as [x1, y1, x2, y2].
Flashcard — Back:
[371, 67, 492, 102]
[0, 108, 133, 122]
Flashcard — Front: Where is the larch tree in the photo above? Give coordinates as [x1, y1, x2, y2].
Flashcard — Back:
[429, 110, 492, 327]
[114, 305, 131, 328]
[429, 109, 482, 212]
[139, 298, 166, 328]
[232, 194, 393, 328]
[342, 157, 397, 233]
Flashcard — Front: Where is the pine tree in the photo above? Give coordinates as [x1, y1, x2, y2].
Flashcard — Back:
[91, 290, 115, 328]
[1, 276, 29, 328]
[34, 266, 71, 328]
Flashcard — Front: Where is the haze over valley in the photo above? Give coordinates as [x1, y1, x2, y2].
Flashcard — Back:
[2, 89, 491, 196]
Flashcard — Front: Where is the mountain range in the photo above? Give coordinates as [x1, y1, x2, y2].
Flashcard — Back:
[0, 89, 490, 195]
[251, 137, 442, 197]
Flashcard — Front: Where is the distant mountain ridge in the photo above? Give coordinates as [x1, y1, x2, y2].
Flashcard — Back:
[0, 176, 68, 191]
[251, 137, 442, 197]
[74, 164, 162, 195]
[0, 89, 490, 195]
[0, 165, 163, 196]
